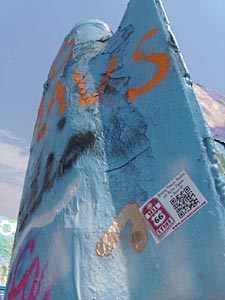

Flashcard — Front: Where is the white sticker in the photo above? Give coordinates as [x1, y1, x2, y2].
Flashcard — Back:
[140, 170, 207, 244]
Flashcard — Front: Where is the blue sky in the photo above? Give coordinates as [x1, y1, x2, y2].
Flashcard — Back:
[0, 0, 224, 218]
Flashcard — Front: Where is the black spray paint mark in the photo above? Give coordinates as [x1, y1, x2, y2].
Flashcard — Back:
[57, 117, 66, 131]
[58, 131, 95, 176]
[18, 131, 95, 231]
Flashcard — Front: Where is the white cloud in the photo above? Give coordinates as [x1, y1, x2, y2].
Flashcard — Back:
[0, 182, 23, 219]
[0, 129, 24, 143]
[0, 130, 29, 219]
[0, 142, 28, 186]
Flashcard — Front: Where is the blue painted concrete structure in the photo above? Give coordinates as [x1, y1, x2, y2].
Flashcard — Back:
[5, 0, 225, 299]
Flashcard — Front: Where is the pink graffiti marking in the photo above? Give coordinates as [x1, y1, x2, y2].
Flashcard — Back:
[8, 239, 53, 300]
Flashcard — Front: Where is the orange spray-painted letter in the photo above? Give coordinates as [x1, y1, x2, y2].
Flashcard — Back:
[72, 55, 119, 106]
[49, 37, 74, 80]
[127, 28, 170, 103]
[34, 81, 66, 142]
[34, 96, 46, 142]
[47, 81, 66, 116]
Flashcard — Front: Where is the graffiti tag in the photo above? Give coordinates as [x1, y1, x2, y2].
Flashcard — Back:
[20, 26, 170, 230]
[8, 240, 53, 300]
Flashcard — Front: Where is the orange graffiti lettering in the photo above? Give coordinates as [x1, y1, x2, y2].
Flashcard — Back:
[127, 28, 170, 103]
[33, 96, 46, 141]
[49, 37, 74, 80]
[33, 26, 170, 144]
[72, 55, 119, 106]
[34, 81, 66, 142]
[47, 81, 66, 116]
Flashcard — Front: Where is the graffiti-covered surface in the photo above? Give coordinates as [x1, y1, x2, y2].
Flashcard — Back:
[5, 0, 225, 299]
[0, 216, 17, 287]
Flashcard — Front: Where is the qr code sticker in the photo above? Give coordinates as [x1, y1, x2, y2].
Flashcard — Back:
[170, 186, 200, 219]
[141, 171, 208, 243]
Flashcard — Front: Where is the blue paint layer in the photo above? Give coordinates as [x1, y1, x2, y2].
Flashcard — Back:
[5, 0, 225, 299]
